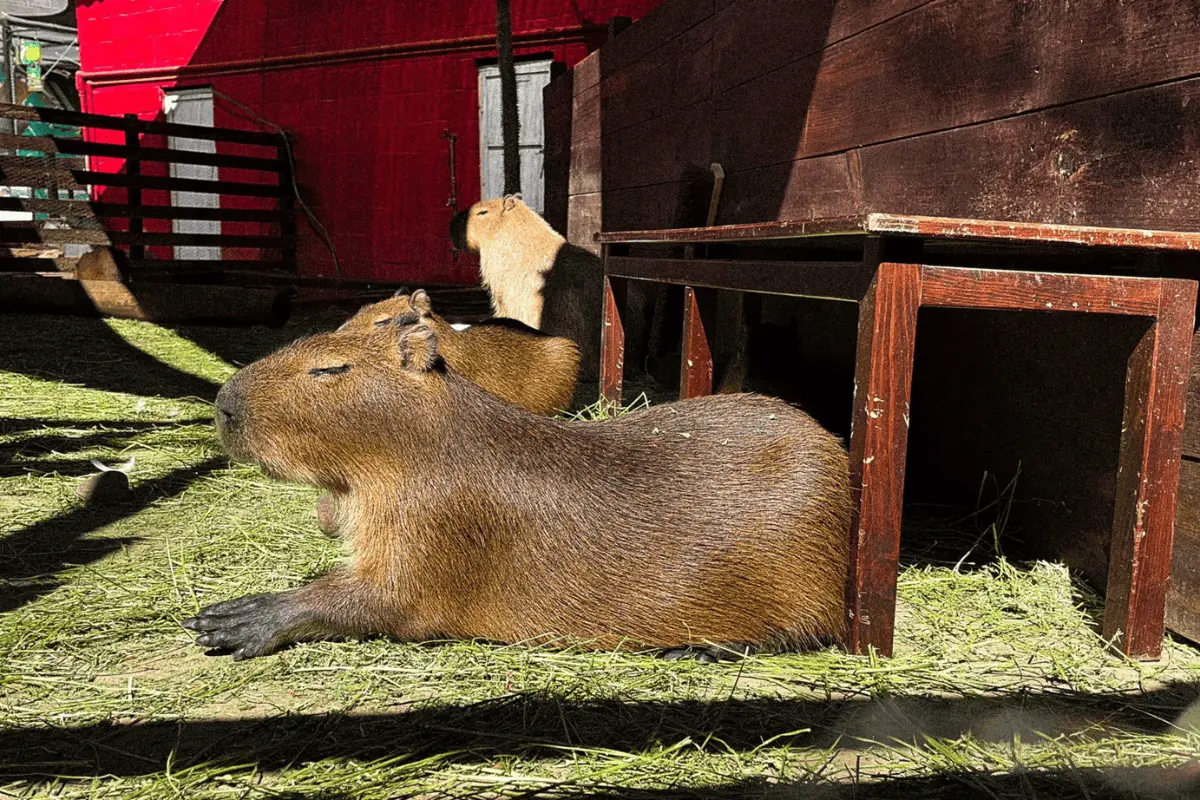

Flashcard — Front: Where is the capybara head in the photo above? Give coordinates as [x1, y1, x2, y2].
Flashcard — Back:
[449, 194, 528, 252]
[214, 324, 447, 487]
[338, 288, 432, 333]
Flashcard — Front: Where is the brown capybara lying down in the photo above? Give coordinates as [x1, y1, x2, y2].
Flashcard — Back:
[183, 321, 851, 660]
[313, 289, 581, 534]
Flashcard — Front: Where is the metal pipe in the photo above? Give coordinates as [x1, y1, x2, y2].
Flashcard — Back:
[3, 14, 79, 34]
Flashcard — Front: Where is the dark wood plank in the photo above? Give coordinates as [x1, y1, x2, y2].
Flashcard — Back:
[607, 255, 873, 301]
[846, 261, 921, 656]
[0, 133, 59, 152]
[1104, 278, 1197, 659]
[856, 76, 1200, 232]
[0, 197, 278, 224]
[710, 0, 1200, 171]
[710, 0, 933, 95]
[79, 171, 286, 198]
[869, 215, 1200, 252]
[1182, 331, 1200, 459]
[598, 217, 872, 244]
[679, 286, 715, 399]
[0, 255, 77, 271]
[92, 202, 280, 224]
[600, 272, 627, 407]
[0, 228, 285, 249]
[598, 214, 1200, 251]
[126, 260, 288, 274]
[123, 118, 144, 263]
[919, 266, 1164, 317]
[1167, 458, 1200, 644]
[0, 134, 283, 172]
[0, 273, 290, 326]
[0, 154, 85, 185]
[0, 158, 285, 197]
[0, 102, 282, 147]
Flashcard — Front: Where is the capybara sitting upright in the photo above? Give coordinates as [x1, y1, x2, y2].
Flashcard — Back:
[450, 195, 602, 380]
[183, 321, 851, 660]
[339, 289, 579, 415]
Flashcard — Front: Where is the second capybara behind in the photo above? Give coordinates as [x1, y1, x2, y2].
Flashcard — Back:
[183, 320, 852, 661]
[338, 289, 580, 415]
[450, 195, 602, 381]
[313, 289, 581, 534]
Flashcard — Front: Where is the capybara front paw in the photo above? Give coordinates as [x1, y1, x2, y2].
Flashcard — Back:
[182, 592, 301, 660]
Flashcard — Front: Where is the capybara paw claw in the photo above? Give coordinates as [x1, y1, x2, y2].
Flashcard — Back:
[182, 593, 295, 659]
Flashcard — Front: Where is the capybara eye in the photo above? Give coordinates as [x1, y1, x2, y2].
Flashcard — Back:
[477, 209, 489, 216]
[373, 317, 393, 327]
[309, 364, 352, 377]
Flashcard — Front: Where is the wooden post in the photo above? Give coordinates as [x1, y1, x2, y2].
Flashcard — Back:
[680, 285, 716, 399]
[846, 260, 922, 656]
[1104, 278, 1197, 659]
[600, 247, 627, 408]
[278, 134, 297, 273]
[124, 114, 143, 264]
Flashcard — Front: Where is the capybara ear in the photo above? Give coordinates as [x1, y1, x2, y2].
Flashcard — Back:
[410, 289, 433, 316]
[397, 324, 439, 372]
[503, 193, 521, 212]
[392, 285, 410, 298]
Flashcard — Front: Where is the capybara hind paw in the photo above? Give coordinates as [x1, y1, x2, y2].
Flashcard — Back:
[182, 592, 300, 660]
[660, 645, 749, 663]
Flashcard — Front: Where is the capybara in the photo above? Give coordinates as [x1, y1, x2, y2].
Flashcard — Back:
[314, 289, 581, 534]
[338, 289, 580, 415]
[450, 195, 602, 381]
[183, 321, 851, 660]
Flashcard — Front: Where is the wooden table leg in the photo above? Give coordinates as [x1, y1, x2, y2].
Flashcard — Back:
[600, 274, 627, 408]
[680, 285, 716, 399]
[1104, 278, 1197, 659]
[846, 261, 922, 656]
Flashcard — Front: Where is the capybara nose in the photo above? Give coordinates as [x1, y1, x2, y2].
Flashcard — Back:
[449, 209, 469, 251]
[214, 380, 244, 427]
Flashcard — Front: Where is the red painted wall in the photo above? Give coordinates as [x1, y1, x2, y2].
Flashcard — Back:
[74, 0, 659, 284]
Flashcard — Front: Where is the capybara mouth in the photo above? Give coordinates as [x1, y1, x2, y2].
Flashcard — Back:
[449, 209, 469, 252]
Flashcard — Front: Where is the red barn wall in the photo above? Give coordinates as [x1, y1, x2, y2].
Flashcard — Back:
[74, 0, 659, 284]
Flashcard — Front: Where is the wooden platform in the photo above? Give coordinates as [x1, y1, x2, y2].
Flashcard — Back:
[597, 214, 1200, 660]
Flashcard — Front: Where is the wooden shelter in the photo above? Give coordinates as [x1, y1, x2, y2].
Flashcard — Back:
[544, 0, 1200, 646]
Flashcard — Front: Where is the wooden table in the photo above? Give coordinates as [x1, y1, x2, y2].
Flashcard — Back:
[595, 213, 1199, 660]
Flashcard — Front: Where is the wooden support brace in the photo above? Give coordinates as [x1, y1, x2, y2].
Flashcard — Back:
[680, 285, 716, 399]
[1104, 278, 1197, 659]
[600, 263, 627, 408]
[846, 261, 921, 656]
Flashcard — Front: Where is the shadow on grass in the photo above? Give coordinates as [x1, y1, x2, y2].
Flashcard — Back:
[2, 684, 1197, 790]
[0, 457, 225, 613]
[0, 314, 221, 402]
[0, 418, 214, 479]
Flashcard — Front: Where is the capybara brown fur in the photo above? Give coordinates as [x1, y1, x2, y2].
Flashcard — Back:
[314, 289, 581, 535]
[450, 195, 602, 381]
[338, 289, 580, 416]
[184, 321, 851, 660]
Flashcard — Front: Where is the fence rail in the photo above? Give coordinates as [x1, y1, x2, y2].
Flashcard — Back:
[0, 102, 296, 275]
